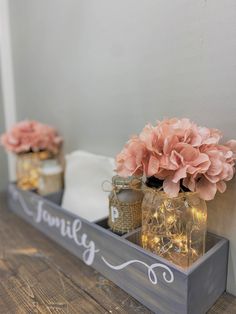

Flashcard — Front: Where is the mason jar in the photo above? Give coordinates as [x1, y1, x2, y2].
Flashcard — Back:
[108, 176, 143, 235]
[141, 177, 207, 268]
[16, 150, 52, 190]
[38, 159, 63, 195]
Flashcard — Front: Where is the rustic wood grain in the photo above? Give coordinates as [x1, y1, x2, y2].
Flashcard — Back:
[0, 192, 151, 314]
[0, 191, 235, 314]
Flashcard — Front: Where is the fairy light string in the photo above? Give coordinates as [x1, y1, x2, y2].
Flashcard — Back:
[141, 187, 207, 268]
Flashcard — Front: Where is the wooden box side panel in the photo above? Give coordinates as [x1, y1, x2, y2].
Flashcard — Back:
[89, 226, 188, 314]
[43, 190, 63, 205]
[7, 184, 188, 314]
[187, 239, 229, 314]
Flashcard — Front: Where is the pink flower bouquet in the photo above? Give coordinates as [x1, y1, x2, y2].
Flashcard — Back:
[1, 120, 62, 155]
[116, 118, 236, 201]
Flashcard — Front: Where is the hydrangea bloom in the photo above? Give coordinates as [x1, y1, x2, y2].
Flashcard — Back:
[116, 118, 236, 200]
[1, 120, 62, 154]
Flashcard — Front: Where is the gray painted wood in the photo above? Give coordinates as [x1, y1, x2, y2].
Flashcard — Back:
[187, 239, 228, 314]
[7, 184, 229, 314]
[43, 190, 63, 205]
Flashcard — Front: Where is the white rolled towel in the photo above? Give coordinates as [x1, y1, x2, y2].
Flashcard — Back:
[62, 150, 115, 222]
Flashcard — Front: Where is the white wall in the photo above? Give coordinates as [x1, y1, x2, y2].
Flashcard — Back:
[0, 81, 8, 190]
[8, 0, 236, 294]
[0, 0, 17, 182]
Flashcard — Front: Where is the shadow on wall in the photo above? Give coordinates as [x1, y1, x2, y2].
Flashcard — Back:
[207, 177, 236, 295]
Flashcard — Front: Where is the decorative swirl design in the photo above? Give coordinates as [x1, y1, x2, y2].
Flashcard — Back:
[101, 257, 174, 285]
[9, 185, 174, 286]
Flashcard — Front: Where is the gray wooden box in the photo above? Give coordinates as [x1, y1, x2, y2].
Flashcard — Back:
[7, 184, 229, 314]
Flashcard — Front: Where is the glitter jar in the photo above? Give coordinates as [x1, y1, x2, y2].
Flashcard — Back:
[16, 151, 52, 190]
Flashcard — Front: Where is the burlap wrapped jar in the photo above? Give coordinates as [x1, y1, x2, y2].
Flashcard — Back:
[108, 176, 143, 235]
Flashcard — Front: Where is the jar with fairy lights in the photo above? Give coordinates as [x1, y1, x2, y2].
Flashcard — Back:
[115, 118, 236, 268]
[0, 120, 63, 191]
[16, 150, 53, 190]
[141, 177, 207, 268]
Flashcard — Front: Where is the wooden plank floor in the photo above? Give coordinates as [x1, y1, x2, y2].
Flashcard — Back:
[0, 192, 235, 314]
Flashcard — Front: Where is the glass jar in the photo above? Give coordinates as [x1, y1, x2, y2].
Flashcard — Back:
[38, 159, 63, 195]
[108, 176, 143, 235]
[141, 178, 207, 268]
[16, 151, 52, 190]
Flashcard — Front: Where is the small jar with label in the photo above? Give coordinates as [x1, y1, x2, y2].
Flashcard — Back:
[108, 176, 143, 235]
[38, 159, 63, 195]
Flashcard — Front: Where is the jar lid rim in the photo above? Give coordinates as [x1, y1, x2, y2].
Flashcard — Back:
[112, 175, 142, 188]
[144, 187, 201, 199]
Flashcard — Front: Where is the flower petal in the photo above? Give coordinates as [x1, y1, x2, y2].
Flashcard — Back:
[163, 177, 180, 197]
[216, 181, 227, 193]
[147, 155, 159, 177]
[196, 177, 217, 200]
[172, 165, 188, 183]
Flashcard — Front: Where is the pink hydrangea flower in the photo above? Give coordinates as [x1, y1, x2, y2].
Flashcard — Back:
[115, 118, 236, 201]
[1, 120, 62, 154]
[116, 136, 148, 177]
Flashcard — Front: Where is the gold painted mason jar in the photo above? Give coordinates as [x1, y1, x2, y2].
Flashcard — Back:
[16, 151, 52, 190]
[141, 178, 207, 268]
[108, 176, 143, 235]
